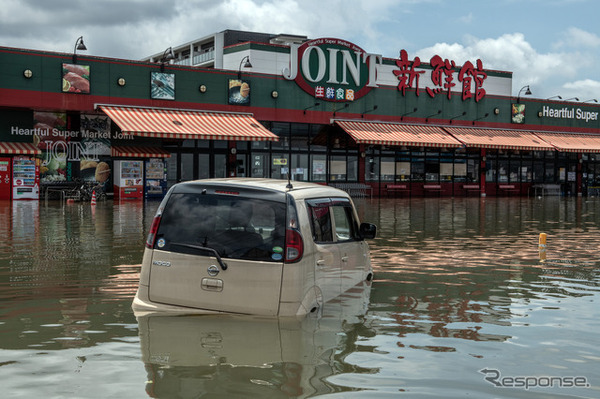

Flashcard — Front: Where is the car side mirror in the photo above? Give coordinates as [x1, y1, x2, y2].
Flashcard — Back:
[359, 223, 377, 239]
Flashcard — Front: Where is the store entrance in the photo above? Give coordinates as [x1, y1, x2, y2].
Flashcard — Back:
[166, 145, 228, 187]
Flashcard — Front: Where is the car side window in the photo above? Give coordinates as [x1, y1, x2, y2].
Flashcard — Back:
[307, 198, 359, 243]
[308, 203, 333, 243]
[331, 201, 360, 242]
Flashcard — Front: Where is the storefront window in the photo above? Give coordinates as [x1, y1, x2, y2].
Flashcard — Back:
[311, 154, 327, 182]
[509, 156, 520, 182]
[271, 153, 289, 180]
[290, 153, 309, 181]
[467, 158, 479, 182]
[236, 154, 247, 177]
[251, 153, 268, 178]
[180, 153, 194, 181]
[567, 163, 577, 183]
[347, 156, 358, 181]
[271, 122, 290, 150]
[365, 155, 379, 182]
[533, 161, 544, 183]
[440, 155, 453, 182]
[544, 161, 555, 183]
[329, 155, 346, 182]
[396, 151, 410, 182]
[411, 156, 425, 182]
[251, 141, 269, 150]
[425, 152, 439, 182]
[291, 124, 309, 151]
[213, 141, 228, 149]
[236, 141, 249, 151]
[309, 125, 327, 153]
[380, 157, 394, 181]
[182, 139, 195, 148]
[198, 154, 210, 179]
[520, 152, 533, 182]
[214, 154, 226, 178]
[167, 153, 178, 187]
[453, 158, 466, 182]
[584, 163, 594, 185]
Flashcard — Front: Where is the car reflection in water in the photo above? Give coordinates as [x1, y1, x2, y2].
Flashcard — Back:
[136, 280, 373, 398]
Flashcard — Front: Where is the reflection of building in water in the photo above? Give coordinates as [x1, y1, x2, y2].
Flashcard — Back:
[137, 281, 375, 398]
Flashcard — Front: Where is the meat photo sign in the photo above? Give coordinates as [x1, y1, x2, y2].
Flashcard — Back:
[62, 63, 90, 94]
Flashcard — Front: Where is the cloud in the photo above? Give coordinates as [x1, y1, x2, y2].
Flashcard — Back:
[554, 27, 600, 49]
[562, 79, 600, 99]
[414, 33, 592, 97]
[458, 12, 473, 24]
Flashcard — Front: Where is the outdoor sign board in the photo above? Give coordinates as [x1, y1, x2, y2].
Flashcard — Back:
[283, 38, 381, 102]
[283, 38, 489, 103]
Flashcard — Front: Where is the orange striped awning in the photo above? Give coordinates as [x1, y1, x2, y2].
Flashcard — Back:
[334, 121, 462, 148]
[98, 105, 278, 141]
[444, 127, 554, 151]
[111, 145, 171, 158]
[0, 142, 41, 155]
[533, 132, 600, 153]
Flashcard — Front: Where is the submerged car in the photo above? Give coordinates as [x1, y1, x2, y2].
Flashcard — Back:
[132, 178, 376, 317]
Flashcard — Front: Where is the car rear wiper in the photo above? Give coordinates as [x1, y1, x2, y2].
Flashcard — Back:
[171, 243, 228, 270]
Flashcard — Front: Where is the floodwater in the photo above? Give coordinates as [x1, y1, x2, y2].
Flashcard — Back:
[0, 196, 599, 398]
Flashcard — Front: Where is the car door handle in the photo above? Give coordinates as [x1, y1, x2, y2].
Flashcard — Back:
[341, 256, 349, 263]
[316, 259, 326, 266]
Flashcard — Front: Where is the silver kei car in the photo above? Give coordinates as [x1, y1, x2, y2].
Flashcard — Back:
[133, 178, 376, 317]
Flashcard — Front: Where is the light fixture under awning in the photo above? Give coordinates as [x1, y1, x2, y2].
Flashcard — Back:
[334, 120, 462, 148]
[532, 132, 600, 153]
[0, 142, 41, 155]
[444, 127, 555, 151]
[98, 105, 278, 141]
[111, 145, 171, 158]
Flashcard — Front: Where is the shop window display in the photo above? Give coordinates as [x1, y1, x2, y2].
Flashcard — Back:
[311, 154, 327, 182]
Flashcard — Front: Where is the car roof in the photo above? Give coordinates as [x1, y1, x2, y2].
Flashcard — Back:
[174, 178, 349, 199]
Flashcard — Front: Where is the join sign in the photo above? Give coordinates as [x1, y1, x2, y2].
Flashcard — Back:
[283, 38, 382, 102]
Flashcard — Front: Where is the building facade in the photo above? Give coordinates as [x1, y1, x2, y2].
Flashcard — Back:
[0, 30, 599, 200]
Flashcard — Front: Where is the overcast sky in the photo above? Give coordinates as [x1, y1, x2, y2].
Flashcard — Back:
[1, 0, 599, 101]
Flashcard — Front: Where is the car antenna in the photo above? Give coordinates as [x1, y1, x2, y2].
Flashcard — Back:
[286, 170, 293, 190]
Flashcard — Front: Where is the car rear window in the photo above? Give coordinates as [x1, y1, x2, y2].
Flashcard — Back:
[155, 193, 286, 262]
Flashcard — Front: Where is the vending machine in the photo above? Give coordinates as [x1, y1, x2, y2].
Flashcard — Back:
[145, 158, 167, 199]
[0, 157, 11, 200]
[12, 156, 39, 200]
[113, 160, 143, 200]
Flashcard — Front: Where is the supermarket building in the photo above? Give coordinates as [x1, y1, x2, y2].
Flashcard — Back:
[1, 29, 600, 200]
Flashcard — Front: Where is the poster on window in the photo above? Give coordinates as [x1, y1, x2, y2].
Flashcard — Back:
[151, 72, 175, 100]
[33, 111, 68, 183]
[80, 114, 111, 157]
[62, 63, 90, 93]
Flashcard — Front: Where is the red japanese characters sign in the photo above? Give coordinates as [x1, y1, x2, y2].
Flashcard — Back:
[394, 50, 487, 102]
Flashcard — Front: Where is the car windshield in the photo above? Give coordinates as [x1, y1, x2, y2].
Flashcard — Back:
[154, 193, 286, 262]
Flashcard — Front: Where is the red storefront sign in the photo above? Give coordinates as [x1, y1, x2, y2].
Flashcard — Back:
[394, 49, 488, 102]
[283, 38, 382, 102]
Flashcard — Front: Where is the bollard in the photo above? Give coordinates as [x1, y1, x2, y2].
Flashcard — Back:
[539, 233, 547, 262]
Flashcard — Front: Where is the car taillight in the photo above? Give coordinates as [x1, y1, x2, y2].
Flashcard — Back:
[284, 194, 303, 263]
[146, 215, 162, 248]
[285, 228, 303, 263]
